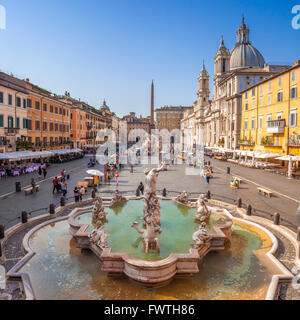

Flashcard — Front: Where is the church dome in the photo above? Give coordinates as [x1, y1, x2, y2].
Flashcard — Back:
[101, 99, 110, 111]
[230, 18, 265, 70]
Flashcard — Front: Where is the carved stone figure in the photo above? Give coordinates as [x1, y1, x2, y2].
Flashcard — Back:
[175, 191, 191, 205]
[109, 190, 127, 208]
[194, 194, 211, 223]
[89, 220, 110, 250]
[191, 222, 212, 249]
[131, 215, 160, 253]
[142, 163, 166, 229]
[92, 196, 107, 225]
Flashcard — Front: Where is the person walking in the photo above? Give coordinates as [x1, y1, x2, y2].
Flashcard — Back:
[38, 166, 42, 177]
[74, 187, 80, 203]
[115, 171, 119, 187]
[206, 173, 211, 184]
[43, 167, 47, 179]
[30, 178, 37, 193]
[61, 179, 67, 197]
[79, 186, 85, 201]
[52, 177, 58, 194]
[107, 170, 111, 185]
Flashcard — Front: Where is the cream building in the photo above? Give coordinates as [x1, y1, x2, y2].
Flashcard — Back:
[0, 72, 29, 152]
[182, 18, 290, 150]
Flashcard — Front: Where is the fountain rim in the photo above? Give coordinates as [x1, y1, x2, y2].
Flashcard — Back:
[3, 197, 296, 300]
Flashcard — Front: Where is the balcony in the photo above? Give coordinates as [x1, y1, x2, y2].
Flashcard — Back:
[5, 128, 20, 136]
[261, 137, 282, 147]
[267, 119, 285, 134]
[288, 139, 300, 147]
[239, 139, 255, 146]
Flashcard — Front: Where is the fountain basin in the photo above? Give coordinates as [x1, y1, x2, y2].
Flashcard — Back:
[68, 199, 232, 286]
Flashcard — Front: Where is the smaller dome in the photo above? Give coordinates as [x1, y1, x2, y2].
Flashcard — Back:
[101, 99, 110, 110]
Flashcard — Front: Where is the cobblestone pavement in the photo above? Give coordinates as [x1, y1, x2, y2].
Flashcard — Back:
[0, 156, 299, 229]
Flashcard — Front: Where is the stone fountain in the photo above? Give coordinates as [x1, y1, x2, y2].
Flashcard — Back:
[67, 163, 233, 286]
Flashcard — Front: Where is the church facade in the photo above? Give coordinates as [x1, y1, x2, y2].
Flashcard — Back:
[182, 18, 289, 150]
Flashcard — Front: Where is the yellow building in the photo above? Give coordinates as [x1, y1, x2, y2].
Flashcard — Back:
[240, 60, 300, 155]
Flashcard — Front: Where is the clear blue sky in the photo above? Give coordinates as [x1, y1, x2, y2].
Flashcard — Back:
[0, 0, 299, 117]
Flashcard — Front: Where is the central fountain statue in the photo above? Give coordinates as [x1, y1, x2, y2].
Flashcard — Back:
[131, 163, 166, 253]
[92, 196, 108, 225]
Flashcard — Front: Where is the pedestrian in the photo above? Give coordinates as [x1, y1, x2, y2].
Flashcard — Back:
[43, 167, 47, 179]
[52, 177, 58, 194]
[38, 166, 42, 177]
[115, 171, 119, 187]
[206, 174, 210, 184]
[74, 187, 80, 203]
[138, 182, 144, 195]
[61, 179, 67, 197]
[107, 171, 111, 185]
[79, 186, 85, 201]
[30, 178, 37, 193]
[130, 164, 133, 173]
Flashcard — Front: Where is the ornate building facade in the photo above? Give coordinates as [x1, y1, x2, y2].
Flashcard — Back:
[182, 18, 290, 150]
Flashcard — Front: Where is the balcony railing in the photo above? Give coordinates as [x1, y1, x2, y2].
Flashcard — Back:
[261, 140, 282, 147]
[239, 140, 255, 146]
[5, 128, 20, 135]
[267, 119, 285, 134]
[288, 139, 300, 147]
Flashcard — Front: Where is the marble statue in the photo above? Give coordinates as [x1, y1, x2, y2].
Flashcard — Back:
[175, 191, 191, 206]
[191, 222, 211, 249]
[194, 194, 211, 223]
[143, 163, 166, 228]
[131, 215, 160, 253]
[89, 220, 110, 250]
[92, 196, 107, 225]
[109, 190, 127, 208]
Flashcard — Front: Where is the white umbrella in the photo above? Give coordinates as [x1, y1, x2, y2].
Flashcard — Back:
[86, 169, 104, 176]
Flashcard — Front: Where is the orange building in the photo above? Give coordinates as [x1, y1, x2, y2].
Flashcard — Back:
[26, 82, 71, 150]
[70, 104, 87, 149]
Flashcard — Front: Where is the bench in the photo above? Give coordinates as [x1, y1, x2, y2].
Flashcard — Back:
[257, 187, 273, 198]
[24, 185, 40, 195]
[233, 176, 242, 184]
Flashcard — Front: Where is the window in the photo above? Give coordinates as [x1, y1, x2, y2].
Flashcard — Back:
[268, 94, 271, 105]
[278, 76, 282, 87]
[43, 103, 47, 112]
[8, 94, 12, 105]
[244, 119, 248, 130]
[292, 70, 295, 82]
[259, 85, 263, 93]
[277, 91, 283, 102]
[268, 81, 271, 91]
[35, 121, 40, 130]
[251, 119, 255, 129]
[0, 92, 3, 103]
[70, 113, 73, 119]
[27, 99, 32, 108]
[245, 103, 248, 111]
[59, 108, 62, 115]
[27, 119, 32, 130]
[0, 115, 3, 127]
[16, 117, 20, 129]
[43, 122, 47, 131]
[252, 99, 255, 109]
[50, 122, 54, 131]
[252, 88, 255, 96]
[16, 97, 21, 107]
[23, 118, 28, 129]
[259, 97, 263, 106]
[258, 135, 261, 143]
[290, 111, 297, 127]
[23, 99, 26, 108]
[43, 137, 47, 146]
[277, 112, 282, 120]
[267, 114, 272, 122]
[8, 116, 13, 128]
[55, 107, 58, 114]
[55, 123, 58, 131]
[35, 101, 40, 110]
[259, 116, 263, 129]
[291, 87, 297, 99]
[245, 92, 248, 99]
